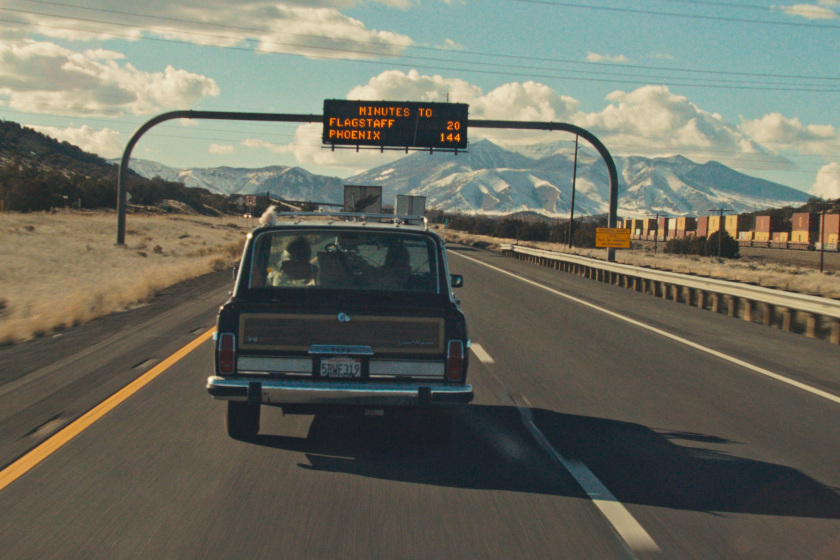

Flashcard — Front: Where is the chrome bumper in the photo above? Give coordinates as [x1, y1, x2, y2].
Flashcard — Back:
[206, 376, 473, 407]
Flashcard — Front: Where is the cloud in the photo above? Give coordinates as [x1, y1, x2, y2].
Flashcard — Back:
[0, 39, 219, 116]
[811, 162, 840, 198]
[25, 124, 122, 158]
[209, 143, 235, 154]
[292, 71, 801, 173]
[440, 38, 464, 50]
[740, 112, 838, 157]
[585, 52, 630, 64]
[242, 138, 294, 154]
[775, 3, 839, 19]
[572, 85, 791, 169]
[0, 0, 413, 59]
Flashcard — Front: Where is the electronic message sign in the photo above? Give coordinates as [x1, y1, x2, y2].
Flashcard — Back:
[323, 100, 468, 150]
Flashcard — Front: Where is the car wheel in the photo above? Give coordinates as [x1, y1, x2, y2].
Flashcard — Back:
[226, 401, 260, 440]
[427, 415, 455, 444]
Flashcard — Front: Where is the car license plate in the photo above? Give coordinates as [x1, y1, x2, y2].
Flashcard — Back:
[321, 357, 361, 378]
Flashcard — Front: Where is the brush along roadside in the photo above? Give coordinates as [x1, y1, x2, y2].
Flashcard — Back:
[0, 210, 248, 344]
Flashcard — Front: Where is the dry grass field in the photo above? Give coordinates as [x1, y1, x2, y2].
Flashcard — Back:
[0, 210, 249, 344]
[438, 228, 840, 300]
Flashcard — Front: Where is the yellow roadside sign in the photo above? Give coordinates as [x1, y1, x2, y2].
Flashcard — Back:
[596, 228, 631, 248]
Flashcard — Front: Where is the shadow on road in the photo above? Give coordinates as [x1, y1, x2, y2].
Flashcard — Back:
[249, 404, 840, 520]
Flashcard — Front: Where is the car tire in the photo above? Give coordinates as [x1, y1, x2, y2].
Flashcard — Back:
[226, 401, 260, 440]
[427, 415, 455, 444]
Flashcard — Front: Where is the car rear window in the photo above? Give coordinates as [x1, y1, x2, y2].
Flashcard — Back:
[248, 229, 439, 293]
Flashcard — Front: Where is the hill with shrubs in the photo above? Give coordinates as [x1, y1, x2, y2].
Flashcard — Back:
[0, 119, 236, 214]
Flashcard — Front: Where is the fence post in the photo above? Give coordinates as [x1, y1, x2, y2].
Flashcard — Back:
[805, 314, 817, 338]
[762, 303, 774, 327]
[727, 296, 737, 317]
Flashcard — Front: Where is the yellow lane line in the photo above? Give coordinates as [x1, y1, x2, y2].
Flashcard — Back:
[0, 327, 216, 493]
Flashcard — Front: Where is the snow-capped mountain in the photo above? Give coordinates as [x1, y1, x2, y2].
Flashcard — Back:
[346, 140, 809, 217]
[116, 159, 344, 202]
[121, 140, 810, 217]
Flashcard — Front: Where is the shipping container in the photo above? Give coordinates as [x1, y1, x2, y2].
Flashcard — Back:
[791, 212, 819, 244]
[657, 217, 669, 240]
[675, 216, 696, 238]
[696, 216, 709, 238]
[819, 214, 840, 244]
[754, 215, 783, 241]
[708, 215, 722, 236]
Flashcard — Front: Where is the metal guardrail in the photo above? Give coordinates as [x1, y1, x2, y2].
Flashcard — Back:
[501, 244, 840, 343]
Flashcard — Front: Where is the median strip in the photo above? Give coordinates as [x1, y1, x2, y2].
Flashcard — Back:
[0, 327, 215, 494]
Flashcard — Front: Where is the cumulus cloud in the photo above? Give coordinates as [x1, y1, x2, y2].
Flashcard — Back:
[811, 162, 840, 198]
[740, 112, 838, 157]
[25, 124, 122, 158]
[290, 71, 802, 172]
[585, 52, 630, 64]
[0, 0, 413, 59]
[0, 39, 219, 116]
[209, 143, 235, 154]
[775, 3, 839, 19]
[572, 85, 791, 168]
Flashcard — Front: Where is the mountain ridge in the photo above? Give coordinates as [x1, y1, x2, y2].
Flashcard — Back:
[121, 139, 811, 217]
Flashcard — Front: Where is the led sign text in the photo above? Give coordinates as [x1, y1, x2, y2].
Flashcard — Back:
[323, 100, 468, 150]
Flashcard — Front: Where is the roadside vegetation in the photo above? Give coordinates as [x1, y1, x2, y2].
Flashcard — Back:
[0, 210, 248, 344]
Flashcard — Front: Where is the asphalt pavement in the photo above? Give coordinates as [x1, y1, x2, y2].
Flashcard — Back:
[1, 246, 839, 559]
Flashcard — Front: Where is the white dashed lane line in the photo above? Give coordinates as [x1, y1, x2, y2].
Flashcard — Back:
[466, 342, 660, 555]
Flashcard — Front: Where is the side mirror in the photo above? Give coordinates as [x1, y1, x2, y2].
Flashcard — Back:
[450, 274, 463, 288]
[232, 265, 239, 280]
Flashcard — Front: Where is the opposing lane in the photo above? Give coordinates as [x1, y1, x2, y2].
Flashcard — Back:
[1, 246, 839, 559]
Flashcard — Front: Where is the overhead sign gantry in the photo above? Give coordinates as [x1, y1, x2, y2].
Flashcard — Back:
[116, 100, 620, 259]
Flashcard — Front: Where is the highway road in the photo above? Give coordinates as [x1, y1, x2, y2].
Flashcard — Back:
[1, 245, 839, 559]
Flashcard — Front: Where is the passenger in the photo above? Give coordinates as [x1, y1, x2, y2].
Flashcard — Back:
[267, 237, 317, 286]
[379, 242, 411, 290]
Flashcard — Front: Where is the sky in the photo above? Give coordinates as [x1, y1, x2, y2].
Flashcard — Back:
[1, 0, 839, 198]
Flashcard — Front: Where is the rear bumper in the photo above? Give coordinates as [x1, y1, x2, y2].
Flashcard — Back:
[206, 376, 473, 407]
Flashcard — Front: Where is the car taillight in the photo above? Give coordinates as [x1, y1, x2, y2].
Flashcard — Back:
[447, 340, 463, 381]
[219, 333, 236, 374]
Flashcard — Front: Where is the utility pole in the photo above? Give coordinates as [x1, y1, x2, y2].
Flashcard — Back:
[647, 212, 668, 255]
[810, 200, 837, 273]
[568, 135, 579, 249]
[709, 207, 733, 259]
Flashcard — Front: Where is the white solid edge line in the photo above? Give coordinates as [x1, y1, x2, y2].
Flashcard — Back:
[450, 251, 840, 406]
[519, 408, 660, 553]
[470, 343, 495, 364]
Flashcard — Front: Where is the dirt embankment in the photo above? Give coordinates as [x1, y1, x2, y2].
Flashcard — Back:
[437, 227, 840, 300]
[0, 210, 251, 344]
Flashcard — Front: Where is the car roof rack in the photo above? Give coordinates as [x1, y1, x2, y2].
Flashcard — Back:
[273, 211, 429, 230]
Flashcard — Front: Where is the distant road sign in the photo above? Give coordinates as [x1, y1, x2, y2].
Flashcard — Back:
[323, 100, 468, 150]
[596, 228, 631, 248]
[245, 195, 256, 206]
